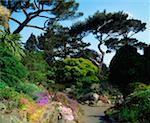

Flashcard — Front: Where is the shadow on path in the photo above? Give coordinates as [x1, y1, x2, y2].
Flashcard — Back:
[81, 104, 113, 123]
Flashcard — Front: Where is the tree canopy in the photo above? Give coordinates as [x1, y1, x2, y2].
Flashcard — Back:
[70, 10, 147, 66]
[0, 0, 82, 33]
[25, 22, 90, 63]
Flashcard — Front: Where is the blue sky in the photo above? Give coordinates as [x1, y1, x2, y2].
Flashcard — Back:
[9, 0, 150, 65]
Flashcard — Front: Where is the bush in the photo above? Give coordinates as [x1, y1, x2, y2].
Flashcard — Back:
[0, 32, 25, 60]
[0, 47, 28, 86]
[0, 81, 8, 89]
[128, 82, 150, 94]
[15, 82, 44, 99]
[55, 58, 100, 88]
[106, 88, 150, 123]
[0, 86, 32, 109]
[119, 89, 150, 122]
[22, 52, 55, 87]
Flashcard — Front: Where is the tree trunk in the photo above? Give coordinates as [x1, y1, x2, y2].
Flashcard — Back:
[98, 42, 105, 67]
[98, 42, 105, 78]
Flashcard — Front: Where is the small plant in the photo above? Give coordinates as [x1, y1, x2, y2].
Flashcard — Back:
[15, 82, 44, 99]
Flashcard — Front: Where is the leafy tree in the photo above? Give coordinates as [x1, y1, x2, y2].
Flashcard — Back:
[70, 10, 147, 67]
[55, 58, 100, 88]
[109, 45, 143, 96]
[37, 22, 90, 63]
[0, 0, 82, 34]
[24, 33, 37, 52]
[0, 31, 25, 60]
[143, 45, 150, 83]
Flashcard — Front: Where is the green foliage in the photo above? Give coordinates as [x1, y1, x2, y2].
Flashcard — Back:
[24, 33, 37, 52]
[119, 89, 150, 122]
[37, 23, 90, 62]
[22, 51, 55, 87]
[0, 32, 25, 60]
[0, 87, 19, 101]
[119, 106, 139, 122]
[1, 0, 82, 34]
[128, 82, 150, 94]
[55, 58, 100, 88]
[15, 82, 43, 99]
[0, 47, 28, 86]
[0, 81, 8, 89]
[0, 86, 33, 110]
[109, 45, 143, 96]
[106, 86, 150, 123]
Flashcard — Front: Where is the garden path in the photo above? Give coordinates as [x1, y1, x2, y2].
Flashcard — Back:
[81, 104, 112, 123]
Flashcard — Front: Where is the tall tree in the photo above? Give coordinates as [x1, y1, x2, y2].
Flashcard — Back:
[0, 0, 82, 34]
[24, 33, 37, 52]
[27, 22, 90, 63]
[70, 10, 147, 68]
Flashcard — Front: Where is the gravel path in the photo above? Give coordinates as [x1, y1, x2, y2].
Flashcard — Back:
[81, 104, 112, 123]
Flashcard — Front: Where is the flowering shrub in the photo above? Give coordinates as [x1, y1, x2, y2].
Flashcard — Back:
[36, 92, 49, 106]
[53, 92, 84, 122]
[58, 104, 74, 121]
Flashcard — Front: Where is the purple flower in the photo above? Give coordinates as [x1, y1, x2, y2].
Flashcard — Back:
[36, 95, 49, 106]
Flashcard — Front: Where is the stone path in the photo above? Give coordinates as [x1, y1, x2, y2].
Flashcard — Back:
[81, 104, 112, 123]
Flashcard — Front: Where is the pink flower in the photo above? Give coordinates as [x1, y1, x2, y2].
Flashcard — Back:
[63, 114, 74, 121]
[59, 106, 74, 121]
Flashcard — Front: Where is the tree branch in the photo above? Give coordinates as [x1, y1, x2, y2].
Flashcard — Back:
[21, 7, 29, 18]
[9, 17, 21, 25]
[29, 9, 52, 16]
[34, 0, 40, 10]
[26, 24, 45, 31]
[97, 19, 113, 31]
[38, 15, 51, 19]
[129, 31, 140, 38]
[10, 1, 21, 14]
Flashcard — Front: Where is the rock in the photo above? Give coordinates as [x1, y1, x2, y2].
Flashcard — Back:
[79, 92, 93, 102]
[93, 93, 99, 102]
[85, 100, 90, 105]
[96, 100, 104, 106]
[89, 101, 95, 106]
[107, 100, 111, 104]
[99, 95, 110, 104]
[79, 92, 100, 102]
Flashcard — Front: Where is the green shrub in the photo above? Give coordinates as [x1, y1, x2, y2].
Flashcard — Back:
[119, 89, 150, 122]
[22, 52, 55, 87]
[119, 106, 139, 122]
[128, 82, 150, 94]
[55, 58, 100, 88]
[0, 47, 28, 86]
[105, 85, 150, 123]
[0, 32, 25, 60]
[15, 82, 44, 99]
[0, 81, 8, 89]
